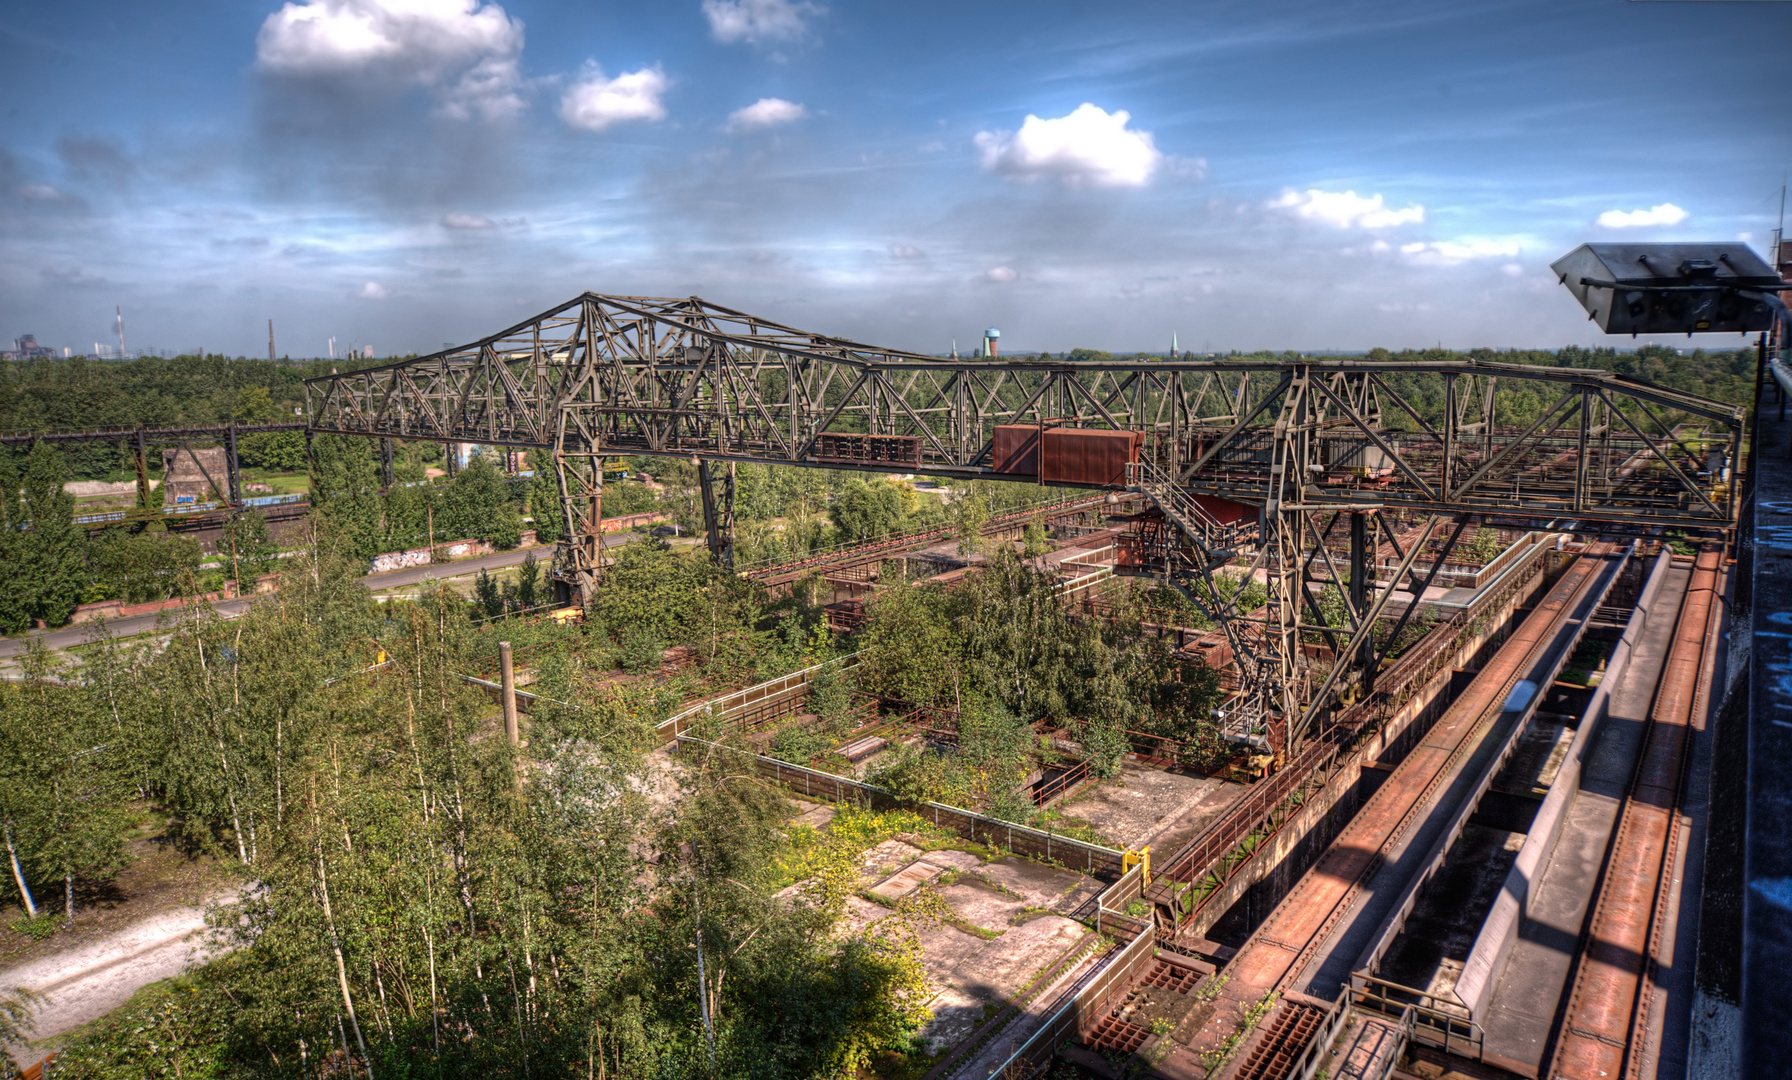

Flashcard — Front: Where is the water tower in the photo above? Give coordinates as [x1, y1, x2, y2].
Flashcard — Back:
[983, 327, 1000, 358]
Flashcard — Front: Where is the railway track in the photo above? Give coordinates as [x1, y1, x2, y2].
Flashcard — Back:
[1548, 547, 1722, 1080]
[1179, 546, 1623, 1067]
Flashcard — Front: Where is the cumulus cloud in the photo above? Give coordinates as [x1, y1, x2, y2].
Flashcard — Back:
[256, 0, 525, 120]
[1596, 202, 1688, 228]
[975, 104, 1161, 189]
[559, 65, 668, 132]
[727, 97, 806, 132]
[888, 243, 925, 259]
[20, 185, 69, 201]
[983, 266, 1018, 283]
[443, 212, 494, 228]
[703, 0, 823, 45]
[1272, 189, 1423, 229]
[1399, 238, 1522, 265]
[359, 280, 388, 299]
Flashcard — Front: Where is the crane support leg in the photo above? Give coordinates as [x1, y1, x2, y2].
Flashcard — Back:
[698, 459, 736, 570]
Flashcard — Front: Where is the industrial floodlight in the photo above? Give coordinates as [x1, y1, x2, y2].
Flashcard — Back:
[1552, 242, 1787, 335]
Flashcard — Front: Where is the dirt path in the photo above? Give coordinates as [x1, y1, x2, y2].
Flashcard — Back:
[0, 892, 237, 1068]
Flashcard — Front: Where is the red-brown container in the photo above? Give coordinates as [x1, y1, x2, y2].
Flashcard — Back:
[991, 424, 1042, 475]
[1192, 494, 1254, 526]
[1039, 427, 1143, 487]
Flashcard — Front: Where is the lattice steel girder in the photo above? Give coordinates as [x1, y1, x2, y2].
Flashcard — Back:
[304, 293, 1743, 534]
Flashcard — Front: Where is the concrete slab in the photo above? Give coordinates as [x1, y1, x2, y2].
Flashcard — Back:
[916, 923, 991, 985]
[953, 915, 1087, 1002]
[937, 880, 1025, 933]
[787, 797, 837, 830]
[838, 895, 889, 936]
[858, 838, 925, 883]
[916, 985, 988, 1055]
[974, 856, 1087, 909]
[919, 848, 985, 873]
[869, 859, 950, 901]
[1061, 761, 1246, 851]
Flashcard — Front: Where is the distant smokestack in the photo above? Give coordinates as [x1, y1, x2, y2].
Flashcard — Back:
[116, 306, 124, 358]
[268, 319, 275, 363]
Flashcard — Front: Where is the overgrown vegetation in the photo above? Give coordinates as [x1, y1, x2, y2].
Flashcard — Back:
[4, 525, 936, 1079]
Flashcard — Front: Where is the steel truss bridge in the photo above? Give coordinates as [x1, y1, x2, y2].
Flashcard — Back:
[304, 293, 1743, 756]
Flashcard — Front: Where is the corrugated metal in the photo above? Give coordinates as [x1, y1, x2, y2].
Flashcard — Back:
[991, 424, 1041, 475]
[1039, 427, 1142, 486]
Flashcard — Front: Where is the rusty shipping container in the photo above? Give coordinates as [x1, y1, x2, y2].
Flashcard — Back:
[1193, 494, 1255, 526]
[991, 424, 1042, 475]
[1039, 427, 1143, 486]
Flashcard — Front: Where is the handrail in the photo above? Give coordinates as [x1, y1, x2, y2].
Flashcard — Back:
[1288, 994, 1351, 1080]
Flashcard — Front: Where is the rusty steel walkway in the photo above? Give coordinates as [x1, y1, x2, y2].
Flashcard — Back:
[1153, 544, 1627, 1077]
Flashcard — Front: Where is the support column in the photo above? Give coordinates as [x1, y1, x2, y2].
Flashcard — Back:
[1350, 512, 1371, 673]
[380, 438, 394, 490]
[698, 458, 736, 570]
[226, 422, 242, 504]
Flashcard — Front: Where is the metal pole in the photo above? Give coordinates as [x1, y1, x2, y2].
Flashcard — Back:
[499, 641, 519, 747]
[226, 421, 242, 504]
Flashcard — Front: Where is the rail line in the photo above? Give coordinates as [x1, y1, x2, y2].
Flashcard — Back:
[1179, 545, 1621, 1065]
[1548, 546, 1722, 1080]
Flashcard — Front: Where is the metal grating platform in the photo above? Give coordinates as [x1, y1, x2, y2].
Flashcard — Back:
[1138, 959, 1203, 995]
[1084, 1015, 1150, 1055]
[1233, 1001, 1326, 1080]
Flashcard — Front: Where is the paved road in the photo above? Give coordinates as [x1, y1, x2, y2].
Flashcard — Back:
[0, 533, 642, 662]
[2, 894, 238, 1068]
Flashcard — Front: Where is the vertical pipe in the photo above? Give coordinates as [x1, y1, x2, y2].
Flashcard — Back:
[380, 438, 394, 489]
[499, 641, 519, 747]
[226, 421, 242, 504]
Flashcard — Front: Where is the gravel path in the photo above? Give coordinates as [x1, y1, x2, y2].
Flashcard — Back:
[1, 894, 236, 1068]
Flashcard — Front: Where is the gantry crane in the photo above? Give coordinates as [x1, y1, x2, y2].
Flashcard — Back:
[305, 244, 1774, 758]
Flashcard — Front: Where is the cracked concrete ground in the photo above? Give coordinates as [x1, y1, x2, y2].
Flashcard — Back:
[1060, 761, 1248, 853]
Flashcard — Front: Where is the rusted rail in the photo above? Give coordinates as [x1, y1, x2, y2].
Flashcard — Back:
[1142, 535, 1555, 930]
[1174, 545, 1620, 1067]
[1548, 547, 1722, 1080]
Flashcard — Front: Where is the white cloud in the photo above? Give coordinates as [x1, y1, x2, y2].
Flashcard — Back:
[20, 185, 67, 201]
[888, 243, 925, 259]
[359, 281, 388, 299]
[1596, 202, 1688, 228]
[559, 65, 668, 132]
[1399, 238, 1523, 265]
[443, 212, 494, 229]
[256, 0, 526, 119]
[975, 104, 1161, 189]
[727, 97, 806, 132]
[1272, 189, 1424, 229]
[1502, 263, 1524, 277]
[983, 266, 1018, 283]
[702, 0, 823, 45]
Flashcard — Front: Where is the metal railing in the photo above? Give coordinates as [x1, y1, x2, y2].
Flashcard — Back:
[1350, 973, 1482, 1061]
[971, 919, 1159, 1080]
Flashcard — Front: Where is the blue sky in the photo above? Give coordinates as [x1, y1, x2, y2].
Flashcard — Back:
[2, 0, 1788, 358]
